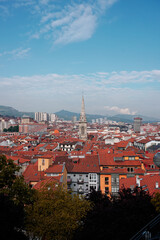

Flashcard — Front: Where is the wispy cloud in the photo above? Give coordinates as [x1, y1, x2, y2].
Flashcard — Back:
[0, 70, 160, 91]
[0, 47, 31, 59]
[0, 4, 9, 17]
[1, 0, 118, 45]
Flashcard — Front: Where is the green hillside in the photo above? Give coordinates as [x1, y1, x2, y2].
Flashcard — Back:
[0, 105, 34, 118]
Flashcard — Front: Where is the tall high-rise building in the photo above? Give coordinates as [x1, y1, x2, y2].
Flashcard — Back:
[0, 119, 8, 132]
[49, 113, 56, 122]
[134, 117, 142, 133]
[35, 112, 48, 122]
[79, 96, 87, 141]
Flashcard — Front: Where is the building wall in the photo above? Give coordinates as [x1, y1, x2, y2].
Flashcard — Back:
[79, 122, 87, 141]
[67, 172, 100, 195]
[100, 174, 112, 194]
[19, 123, 47, 133]
[38, 158, 52, 171]
[62, 166, 67, 189]
[134, 117, 142, 133]
[0, 119, 8, 132]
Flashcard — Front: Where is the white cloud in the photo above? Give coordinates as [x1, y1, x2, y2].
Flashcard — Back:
[13, 0, 34, 8]
[0, 70, 159, 92]
[98, 0, 118, 10]
[0, 5, 9, 17]
[0, 0, 118, 45]
[15, 0, 118, 45]
[104, 106, 137, 115]
[54, 5, 97, 44]
[33, 2, 98, 44]
[0, 47, 31, 59]
[0, 69, 160, 117]
[40, 0, 50, 5]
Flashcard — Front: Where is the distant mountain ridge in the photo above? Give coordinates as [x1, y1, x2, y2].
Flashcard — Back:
[55, 110, 160, 123]
[0, 105, 34, 118]
[108, 114, 160, 123]
[0, 106, 159, 123]
[55, 110, 107, 122]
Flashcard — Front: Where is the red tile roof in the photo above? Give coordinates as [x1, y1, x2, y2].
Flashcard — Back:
[33, 176, 61, 190]
[101, 168, 145, 174]
[45, 164, 63, 173]
[98, 150, 141, 166]
[23, 162, 45, 183]
[68, 155, 100, 173]
[120, 174, 160, 195]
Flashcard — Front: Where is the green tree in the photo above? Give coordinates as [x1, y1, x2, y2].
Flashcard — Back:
[0, 155, 20, 193]
[0, 155, 35, 240]
[26, 184, 91, 240]
[74, 187, 156, 240]
[152, 192, 160, 213]
[3, 125, 19, 132]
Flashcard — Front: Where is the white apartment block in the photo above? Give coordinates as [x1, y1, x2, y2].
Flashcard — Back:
[35, 112, 56, 122]
[35, 112, 48, 122]
[49, 113, 56, 122]
[0, 119, 8, 132]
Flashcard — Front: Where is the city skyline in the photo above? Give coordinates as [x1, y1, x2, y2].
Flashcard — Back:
[0, 0, 160, 118]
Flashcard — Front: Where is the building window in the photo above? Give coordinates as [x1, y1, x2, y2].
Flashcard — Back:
[42, 159, 45, 166]
[127, 167, 134, 173]
[111, 177, 119, 183]
[112, 187, 119, 193]
[89, 173, 97, 183]
[155, 182, 159, 189]
[105, 177, 109, 185]
[81, 126, 85, 135]
[111, 177, 116, 183]
[150, 165, 155, 169]
[89, 184, 96, 191]
[105, 187, 109, 194]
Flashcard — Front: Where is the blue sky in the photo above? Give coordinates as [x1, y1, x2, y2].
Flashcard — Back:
[0, 0, 160, 118]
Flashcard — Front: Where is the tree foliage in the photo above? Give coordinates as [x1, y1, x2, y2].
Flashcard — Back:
[0, 155, 35, 240]
[3, 125, 19, 132]
[152, 192, 160, 213]
[26, 184, 91, 240]
[74, 187, 156, 240]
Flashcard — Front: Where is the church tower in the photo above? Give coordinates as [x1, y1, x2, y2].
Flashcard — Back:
[79, 96, 87, 141]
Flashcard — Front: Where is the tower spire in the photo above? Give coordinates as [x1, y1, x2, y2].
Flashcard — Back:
[80, 95, 87, 122]
[79, 95, 87, 141]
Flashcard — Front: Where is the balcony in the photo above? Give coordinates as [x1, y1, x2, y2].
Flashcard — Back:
[77, 188, 84, 194]
[77, 179, 84, 184]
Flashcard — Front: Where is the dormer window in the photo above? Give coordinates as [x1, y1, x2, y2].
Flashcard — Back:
[150, 165, 155, 169]
[155, 182, 159, 189]
[127, 167, 134, 173]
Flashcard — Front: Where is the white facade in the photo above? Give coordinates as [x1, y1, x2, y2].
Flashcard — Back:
[35, 112, 49, 122]
[49, 113, 56, 122]
[0, 119, 8, 132]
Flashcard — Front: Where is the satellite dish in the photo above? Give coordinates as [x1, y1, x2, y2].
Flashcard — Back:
[153, 152, 160, 168]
